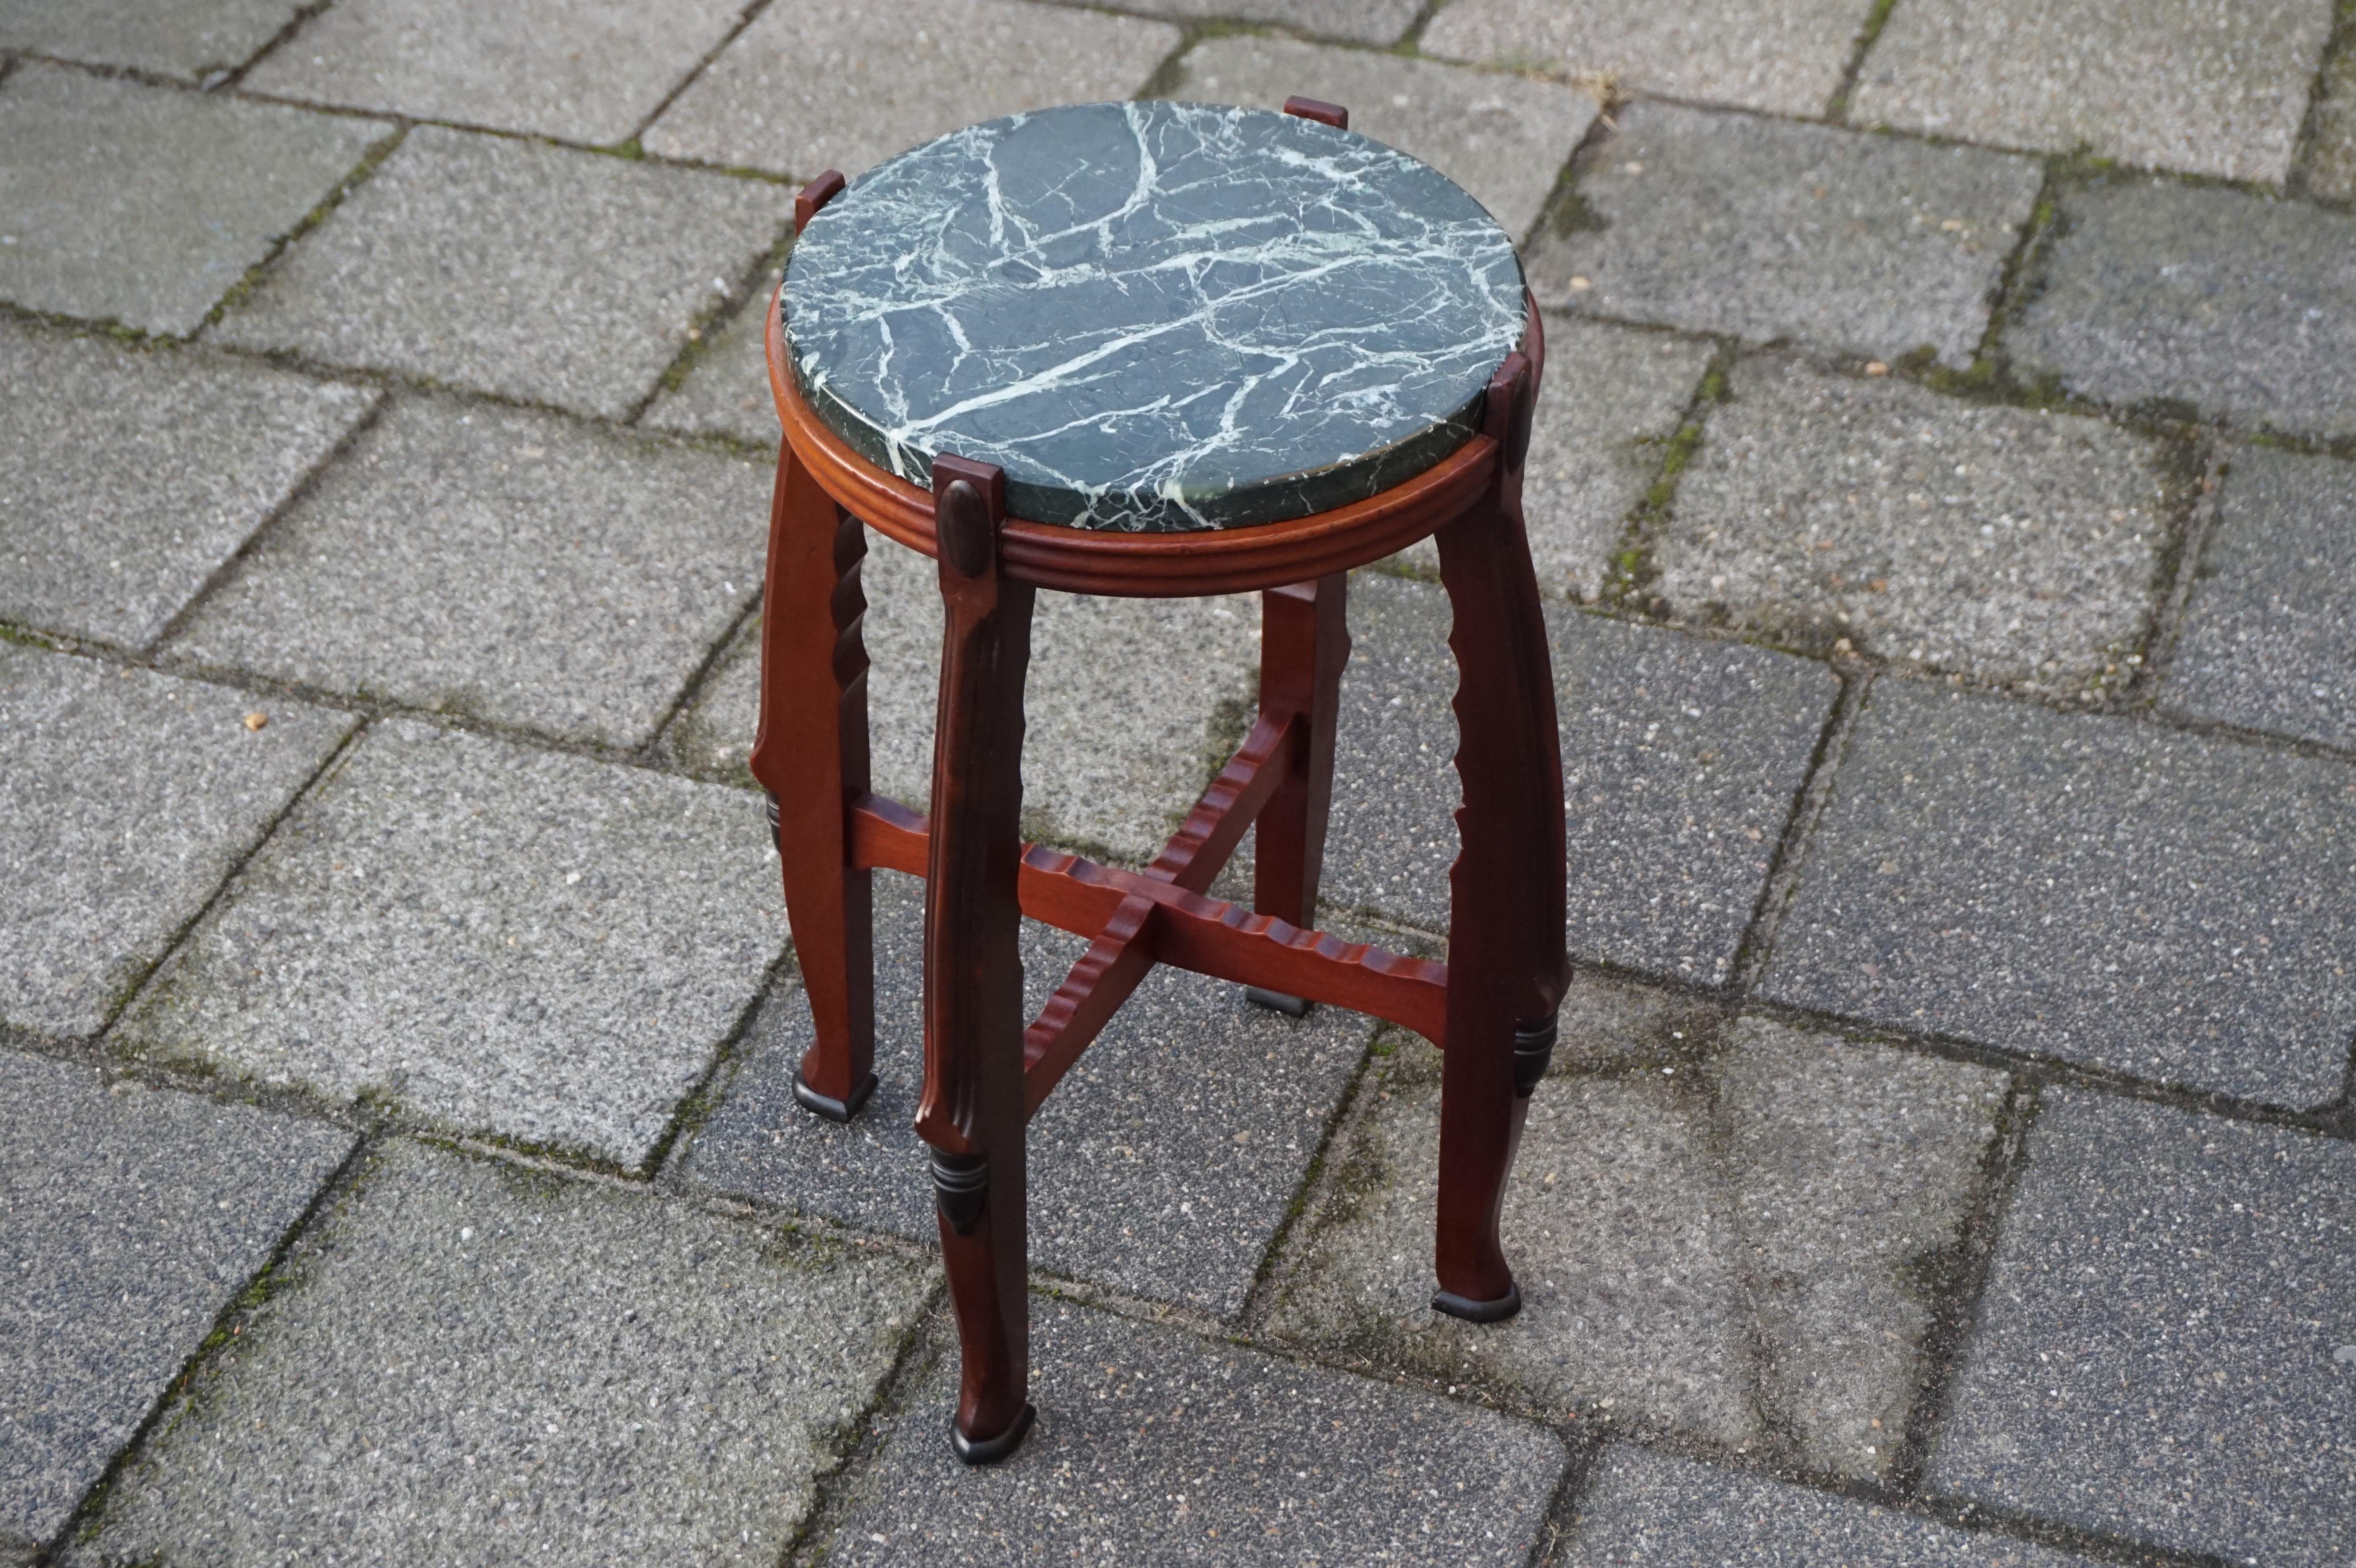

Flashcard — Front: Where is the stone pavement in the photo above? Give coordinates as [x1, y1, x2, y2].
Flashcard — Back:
[2, 2, 2352, 1564]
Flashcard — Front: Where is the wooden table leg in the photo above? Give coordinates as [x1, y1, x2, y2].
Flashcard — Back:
[1431, 348, 1571, 1321]
[748, 441, 878, 1122]
[912, 455, 1039, 1464]
[1247, 572, 1348, 1017]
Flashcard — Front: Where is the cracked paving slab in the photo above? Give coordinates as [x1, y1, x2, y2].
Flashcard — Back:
[70, 1138, 933, 1568]
[114, 719, 784, 1168]
[1268, 1016, 2006, 1481]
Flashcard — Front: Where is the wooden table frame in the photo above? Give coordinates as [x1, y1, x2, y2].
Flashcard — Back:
[750, 113, 1570, 1464]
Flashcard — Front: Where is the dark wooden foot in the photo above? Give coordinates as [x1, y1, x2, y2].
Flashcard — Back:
[1431, 338, 1571, 1315]
[749, 442, 878, 1121]
[912, 455, 1039, 1463]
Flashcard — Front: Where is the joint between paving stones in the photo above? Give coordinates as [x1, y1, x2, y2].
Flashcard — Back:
[141, 381, 394, 657]
[197, 121, 410, 340]
[1726, 668, 1871, 995]
[1601, 340, 1734, 612]
[43, 1126, 377, 1563]
[778, 1288, 958, 1568]
[85, 719, 369, 1056]
[629, 229, 795, 426]
[623, 0, 782, 150]
[1821, 0, 1901, 125]
[638, 947, 800, 1183]
[2123, 433, 2228, 708]
[213, 0, 335, 93]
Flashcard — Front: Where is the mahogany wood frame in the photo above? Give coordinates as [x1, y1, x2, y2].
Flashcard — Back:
[750, 145, 1570, 1464]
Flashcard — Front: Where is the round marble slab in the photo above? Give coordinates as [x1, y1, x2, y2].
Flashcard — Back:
[783, 101, 1527, 533]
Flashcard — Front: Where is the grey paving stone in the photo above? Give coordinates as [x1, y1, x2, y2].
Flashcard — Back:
[1930, 1089, 2356, 1566]
[0, 64, 387, 336]
[1059, 0, 1421, 45]
[1525, 103, 2042, 368]
[2009, 178, 2356, 439]
[675, 872, 1371, 1318]
[78, 1137, 932, 1568]
[240, 0, 745, 146]
[1269, 1017, 2004, 1478]
[668, 529, 1257, 865]
[0, 647, 353, 1041]
[213, 125, 785, 419]
[1170, 36, 1596, 240]
[1658, 356, 2174, 690]
[1323, 576, 1835, 982]
[1391, 318, 1711, 601]
[1762, 677, 2356, 1108]
[1421, 0, 1881, 116]
[2308, 28, 2356, 204]
[166, 396, 767, 750]
[641, 286, 781, 448]
[0, 1053, 354, 1558]
[2162, 445, 2356, 749]
[115, 719, 784, 1168]
[0, 322, 376, 649]
[1851, 0, 2335, 184]
[819, 1300, 1565, 1567]
[642, 0, 1178, 179]
[1563, 1445, 2099, 1566]
[0, 0, 304, 78]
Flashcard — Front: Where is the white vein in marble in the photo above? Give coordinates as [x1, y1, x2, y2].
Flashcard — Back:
[784, 101, 1527, 532]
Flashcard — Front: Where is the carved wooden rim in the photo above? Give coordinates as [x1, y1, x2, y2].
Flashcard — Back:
[766, 283, 1536, 597]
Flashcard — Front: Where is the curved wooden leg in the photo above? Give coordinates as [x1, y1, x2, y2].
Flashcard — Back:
[912, 455, 1038, 1464]
[1431, 345, 1571, 1320]
[748, 441, 878, 1122]
[1247, 572, 1349, 1015]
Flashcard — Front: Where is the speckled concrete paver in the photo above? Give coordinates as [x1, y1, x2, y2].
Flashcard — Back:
[0, 64, 388, 336]
[1323, 576, 1835, 982]
[1422, 0, 1880, 117]
[644, 0, 1178, 179]
[2009, 178, 2356, 438]
[674, 872, 1370, 1318]
[1270, 1018, 2006, 1479]
[240, 0, 746, 146]
[1930, 1089, 2356, 1566]
[115, 719, 783, 1167]
[2161, 444, 2356, 748]
[1657, 356, 2176, 689]
[1851, 0, 2336, 184]
[1564, 1445, 2103, 1565]
[9, 4, 2356, 1560]
[0, 1053, 354, 1559]
[0, 321, 378, 649]
[76, 1138, 933, 1568]
[817, 1301, 1566, 1567]
[0, 646, 354, 1040]
[0, 0, 307, 79]
[1169, 35, 1596, 241]
[1763, 677, 2356, 1107]
[213, 125, 786, 419]
[165, 395, 768, 749]
[667, 530, 1256, 865]
[1528, 103, 2043, 368]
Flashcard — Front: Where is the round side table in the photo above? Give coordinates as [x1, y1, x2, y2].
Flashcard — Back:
[750, 98, 1569, 1465]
